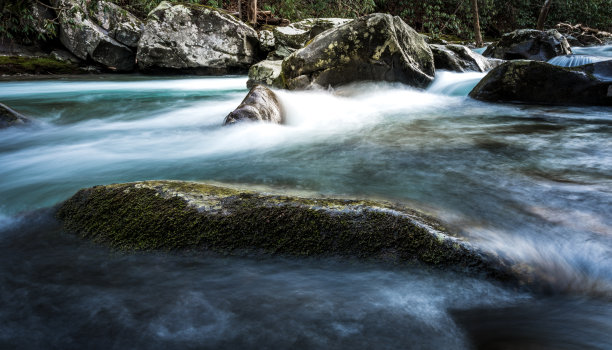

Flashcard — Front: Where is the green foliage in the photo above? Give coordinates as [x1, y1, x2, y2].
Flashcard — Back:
[260, 0, 376, 20]
[0, 0, 57, 44]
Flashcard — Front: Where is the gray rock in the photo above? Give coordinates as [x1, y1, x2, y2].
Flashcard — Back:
[55, 0, 135, 71]
[258, 29, 275, 53]
[267, 45, 295, 60]
[281, 13, 435, 89]
[224, 85, 283, 125]
[50, 49, 82, 64]
[483, 29, 572, 61]
[430, 44, 503, 72]
[469, 60, 612, 106]
[247, 60, 283, 88]
[0, 103, 31, 129]
[89, 0, 144, 48]
[137, 2, 259, 74]
[273, 18, 353, 49]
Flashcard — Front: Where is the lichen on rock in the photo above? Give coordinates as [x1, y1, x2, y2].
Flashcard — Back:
[281, 13, 435, 89]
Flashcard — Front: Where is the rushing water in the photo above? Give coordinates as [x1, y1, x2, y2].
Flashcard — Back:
[1, 47, 612, 348]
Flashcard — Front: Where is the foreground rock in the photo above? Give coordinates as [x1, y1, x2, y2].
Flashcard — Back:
[430, 44, 503, 72]
[54, 0, 135, 71]
[137, 2, 259, 74]
[469, 60, 612, 106]
[224, 85, 283, 125]
[0, 103, 31, 128]
[483, 29, 571, 61]
[281, 13, 435, 89]
[247, 60, 283, 88]
[56, 180, 510, 277]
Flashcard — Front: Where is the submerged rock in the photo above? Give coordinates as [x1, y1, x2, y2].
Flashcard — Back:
[56, 180, 509, 278]
[483, 29, 571, 61]
[469, 60, 612, 106]
[0, 103, 31, 128]
[247, 60, 283, 88]
[137, 1, 259, 74]
[430, 44, 503, 72]
[281, 13, 435, 89]
[224, 85, 283, 125]
[55, 0, 135, 71]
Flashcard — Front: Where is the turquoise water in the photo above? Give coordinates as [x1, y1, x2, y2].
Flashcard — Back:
[0, 61, 611, 348]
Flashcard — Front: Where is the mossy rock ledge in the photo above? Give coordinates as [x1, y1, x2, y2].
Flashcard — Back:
[56, 180, 511, 279]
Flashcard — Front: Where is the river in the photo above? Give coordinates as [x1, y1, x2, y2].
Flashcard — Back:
[1, 47, 611, 349]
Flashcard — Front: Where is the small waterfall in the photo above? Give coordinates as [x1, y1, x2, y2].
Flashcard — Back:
[547, 54, 610, 67]
[427, 71, 486, 96]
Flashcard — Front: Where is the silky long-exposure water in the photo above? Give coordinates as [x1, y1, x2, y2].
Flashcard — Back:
[1, 47, 611, 349]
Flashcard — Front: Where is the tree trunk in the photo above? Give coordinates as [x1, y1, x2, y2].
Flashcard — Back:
[246, 0, 257, 25]
[536, 0, 553, 30]
[471, 0, 483, 47]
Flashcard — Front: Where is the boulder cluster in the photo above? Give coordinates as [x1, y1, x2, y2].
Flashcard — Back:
[3, 1, 610, 129]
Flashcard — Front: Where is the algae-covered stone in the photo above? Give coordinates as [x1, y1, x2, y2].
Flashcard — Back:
[469, 60, 612, 106]
[430, 44, 502, 72]
[483, 29, 571, 61]
[281, 13, 435, 89]
[247, 60, 283, 88]
[224, 85, 283, 124]
[137, 1, 259, 74]
[0, 103, 31, 129]
[56, 180, 511, 278]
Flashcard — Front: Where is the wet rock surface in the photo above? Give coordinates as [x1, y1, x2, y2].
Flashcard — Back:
[469, 60, 612, 106]
[224, 85, 283, 124]
[483, 29, 572, 61]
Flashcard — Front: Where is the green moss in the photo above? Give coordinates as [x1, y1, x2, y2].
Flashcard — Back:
[0, 56, 81, 75]
[56, 181, 509, 278]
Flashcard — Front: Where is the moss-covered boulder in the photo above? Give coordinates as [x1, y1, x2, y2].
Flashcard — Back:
[137, 1, 259, 74]
[430, 44, 503, 72]
[483, 29, 571, 61]
[0, 103, 31, 129]
[281, 13, 435, 89]
[247, 60, 283, 88]
[223, 85, 283, 125]
[469, 60, 612, 106]
[56, 180, 510, 278]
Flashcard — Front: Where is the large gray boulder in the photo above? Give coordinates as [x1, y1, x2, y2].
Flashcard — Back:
[469, 60, 612, 106]
[223, 85, 283, 125]
[430, 44, 503, 72]
[54, 0, 135, 71]
[247, 60, 283, 88]
[281, 13, 435, 89]
[89, 0, 144, 48]
[137, 2, 259, 74]
[483, 29, 571, 61]
[0, 103, 31, 129]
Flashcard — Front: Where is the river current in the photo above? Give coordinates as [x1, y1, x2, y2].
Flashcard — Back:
[1, 47, 611, 349]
